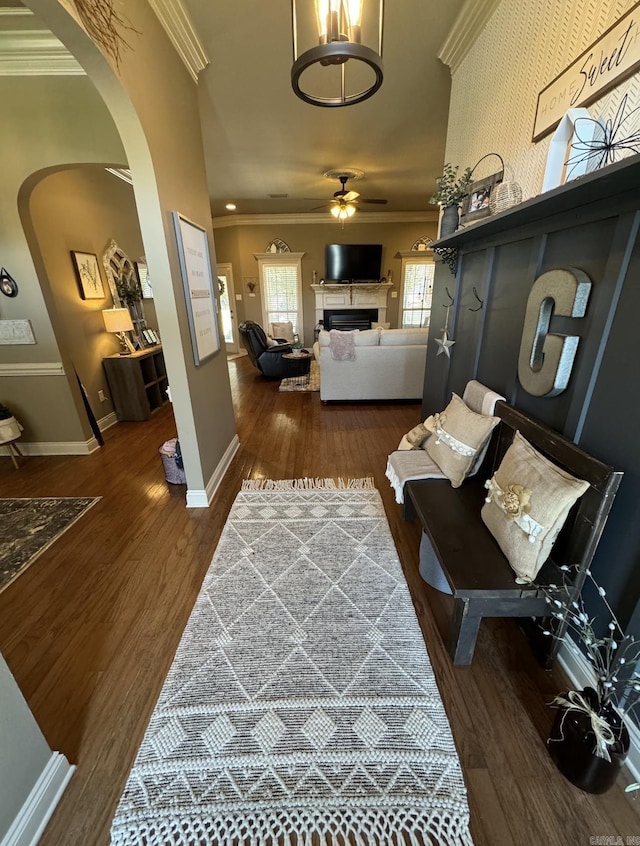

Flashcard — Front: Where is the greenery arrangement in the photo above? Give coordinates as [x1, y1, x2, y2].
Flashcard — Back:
[540, 566, 640, 757]
[116, 278, 142, 306]
[429, 163, 473, 208]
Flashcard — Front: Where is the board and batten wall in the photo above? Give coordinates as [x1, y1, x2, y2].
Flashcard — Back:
[426, 1, 640, 634]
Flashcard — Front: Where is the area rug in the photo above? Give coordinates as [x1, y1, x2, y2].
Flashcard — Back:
[110, 479, 473, 846]
[279, 360, 320, 392]
[0, 497, 100, 593]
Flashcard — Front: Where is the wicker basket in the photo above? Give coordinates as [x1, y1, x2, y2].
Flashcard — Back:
[490, 180, 523, 214]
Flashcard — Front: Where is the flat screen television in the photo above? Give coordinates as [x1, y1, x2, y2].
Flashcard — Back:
[325, 244, 383, 283]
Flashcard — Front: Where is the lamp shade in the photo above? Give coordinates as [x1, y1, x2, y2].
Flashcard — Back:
[102, 307, 134, 333]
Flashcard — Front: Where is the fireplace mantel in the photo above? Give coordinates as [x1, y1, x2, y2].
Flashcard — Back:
[311, 282, 393, 326]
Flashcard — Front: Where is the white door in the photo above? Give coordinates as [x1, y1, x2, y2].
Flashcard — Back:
[216, 263, 238, 354]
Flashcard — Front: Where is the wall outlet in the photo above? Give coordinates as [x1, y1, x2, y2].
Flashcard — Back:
[391, 291, 398, 298]
[98, 390, 107, 402]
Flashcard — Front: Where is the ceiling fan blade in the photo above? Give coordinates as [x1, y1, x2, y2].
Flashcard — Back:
[342, 190, 360, 202]
[359, 198, 388, 204]
[310, 203, 331, 211]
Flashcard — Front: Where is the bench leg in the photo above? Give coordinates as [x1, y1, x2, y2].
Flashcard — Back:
[449, 598, 482, 665]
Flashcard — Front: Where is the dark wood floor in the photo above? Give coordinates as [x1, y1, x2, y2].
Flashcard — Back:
[1, 356, 639, 845]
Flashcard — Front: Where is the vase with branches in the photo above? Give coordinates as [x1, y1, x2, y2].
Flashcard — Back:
[537, 566, 638, 792]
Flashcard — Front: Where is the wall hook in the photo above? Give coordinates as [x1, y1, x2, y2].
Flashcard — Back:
[469, 286, 483, 311]
[442, 287, 455, 307]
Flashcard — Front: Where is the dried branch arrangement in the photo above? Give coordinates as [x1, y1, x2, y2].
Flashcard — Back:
[73, 0, 139, 67]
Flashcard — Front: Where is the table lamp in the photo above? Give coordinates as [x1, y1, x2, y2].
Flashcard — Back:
[102, 307, 136, 355]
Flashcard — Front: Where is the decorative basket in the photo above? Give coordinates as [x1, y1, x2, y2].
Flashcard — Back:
[0, 416, 23, 445]
[490, 180, 523, 214]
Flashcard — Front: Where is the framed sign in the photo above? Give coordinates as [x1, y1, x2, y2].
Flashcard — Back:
[173, 212, 220, 365]
[533, 2, 640, 141]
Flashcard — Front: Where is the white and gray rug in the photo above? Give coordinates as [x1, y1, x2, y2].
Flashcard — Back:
[111, 479, 473, 846]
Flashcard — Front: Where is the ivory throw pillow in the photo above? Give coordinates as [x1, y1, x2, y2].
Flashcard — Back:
[425, 394, 500, 488]
[404, 422, 430, 449]
[481, 431, 589, 584]
[270, 321, 294, 342]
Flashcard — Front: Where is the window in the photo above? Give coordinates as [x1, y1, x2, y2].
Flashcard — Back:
[400, 257, 434, 328]
[255, 252, 304, 335]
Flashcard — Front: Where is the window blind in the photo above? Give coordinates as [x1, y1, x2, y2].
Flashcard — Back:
[262, 264, 299, 331]
[402, 262, 434, 328]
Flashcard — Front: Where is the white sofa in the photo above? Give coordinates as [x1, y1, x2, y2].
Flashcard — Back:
[313, 327, 428, 401]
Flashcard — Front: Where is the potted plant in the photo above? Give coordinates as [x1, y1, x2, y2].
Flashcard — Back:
[538, 566, 639, 793]
[429, 163, 473, 237]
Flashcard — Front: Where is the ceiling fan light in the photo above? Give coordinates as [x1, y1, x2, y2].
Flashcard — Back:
[346, 203, 356, 217]
[330, 204, 341, 218]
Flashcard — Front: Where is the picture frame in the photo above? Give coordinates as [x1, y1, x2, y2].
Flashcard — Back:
[71, 251, 105, 300]
[460, 172, 503, 223]
[135, 260, 153, 299]
[172, 212, 221, 365]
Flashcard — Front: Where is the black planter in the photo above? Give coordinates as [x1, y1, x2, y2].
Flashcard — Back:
[548, 689, 630, 794]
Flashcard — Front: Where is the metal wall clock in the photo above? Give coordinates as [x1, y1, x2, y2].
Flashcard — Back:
[0, 268, 18, 297]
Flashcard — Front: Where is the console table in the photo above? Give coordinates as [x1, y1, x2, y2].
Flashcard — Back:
[103, 346, 168, 421]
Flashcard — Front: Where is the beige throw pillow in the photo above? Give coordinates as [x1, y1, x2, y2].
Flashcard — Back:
[404, 422, 430, 449]
[425, 394, 500, 488]
[481, 431, 589, 584]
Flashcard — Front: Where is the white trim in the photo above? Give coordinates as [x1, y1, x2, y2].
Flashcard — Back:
[0, 31, 84, 76]
[97, 412, 118, 432]
[0, 752, 75, 846]
[0, 8, 34, 16]
[437, 0, 501, 74]
[212, 211, 437, 229]
[9, 438, 101, 457]
[186, 434, 240, 508]
[558, 636, 640, 783]
[0, 363, 65, 377]
[147, 0, 209, 82]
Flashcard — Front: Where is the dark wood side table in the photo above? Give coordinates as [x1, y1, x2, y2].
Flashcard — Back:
[282, 350, 312, 384]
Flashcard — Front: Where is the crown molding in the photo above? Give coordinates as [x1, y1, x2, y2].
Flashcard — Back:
[438, 0, 501, 74]
[0, 30, 84, 75]
[147, 0, 209, 83]
[0, 8, 34, 16]
[212, 211, 437, 229]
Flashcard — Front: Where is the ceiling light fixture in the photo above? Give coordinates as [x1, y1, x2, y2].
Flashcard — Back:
[291, 0, 384, 107]
[330, 203, 356, 220]
[225, 203, 237, 211]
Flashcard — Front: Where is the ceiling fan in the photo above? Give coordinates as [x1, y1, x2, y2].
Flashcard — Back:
[311, 169, 388, 220]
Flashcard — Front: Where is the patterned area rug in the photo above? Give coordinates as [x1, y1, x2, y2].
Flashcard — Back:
[279, 360, 320, 392]
[0, 497, 100, 593]
[111, 479, 473, 846]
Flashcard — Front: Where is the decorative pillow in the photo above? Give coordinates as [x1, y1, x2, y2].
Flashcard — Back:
[425, 393, 500, 488]
[403, 422, 430, 449]
[481, 431, 589, 584]
[270, 321, 294, 342]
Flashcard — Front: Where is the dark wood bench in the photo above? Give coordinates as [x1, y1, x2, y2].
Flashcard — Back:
[403, 401, 622, 666]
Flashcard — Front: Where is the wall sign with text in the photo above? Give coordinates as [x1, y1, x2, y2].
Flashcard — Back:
[173, 212, 221, 365]
[533, 2, 640, 141]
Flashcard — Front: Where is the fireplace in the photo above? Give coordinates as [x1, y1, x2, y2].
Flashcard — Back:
[323, 309, 378, 331]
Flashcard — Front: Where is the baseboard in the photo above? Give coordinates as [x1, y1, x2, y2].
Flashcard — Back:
[4, 438, 100, 457]
[0, 752, 75, 846]
[558, 636, 640, 782]
[97, 411, 118, 432]
[186, 434, 240, 508]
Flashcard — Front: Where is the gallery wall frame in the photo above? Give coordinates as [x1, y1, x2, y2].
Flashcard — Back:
[172, 212, 221, 365]
[71, 251, 105, 300]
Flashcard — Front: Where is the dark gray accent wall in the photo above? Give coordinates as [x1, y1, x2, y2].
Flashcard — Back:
[422, 157, 640, 633]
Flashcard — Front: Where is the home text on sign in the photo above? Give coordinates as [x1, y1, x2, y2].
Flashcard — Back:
[533, 2, 640, 141]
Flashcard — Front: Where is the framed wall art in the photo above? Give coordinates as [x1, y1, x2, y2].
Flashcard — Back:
[71, 251, 105, 300]
[172, 212, 221, 365]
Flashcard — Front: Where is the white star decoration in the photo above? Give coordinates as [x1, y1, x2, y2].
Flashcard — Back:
[435, 329, 456, 357]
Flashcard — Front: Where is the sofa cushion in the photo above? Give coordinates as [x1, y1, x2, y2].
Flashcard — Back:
[380, 328, 429, 346]
[318, 329, 380, 347]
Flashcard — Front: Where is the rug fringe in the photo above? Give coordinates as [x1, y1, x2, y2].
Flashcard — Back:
[241, 477, 375, 491]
